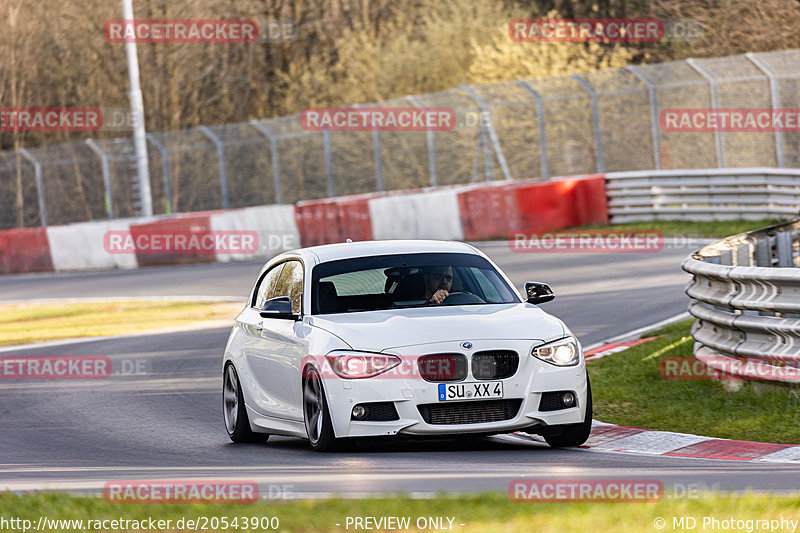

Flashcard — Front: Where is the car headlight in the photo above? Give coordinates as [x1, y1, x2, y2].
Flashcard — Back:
[325, 351, 401, 379]
[531, 337, 580, 366]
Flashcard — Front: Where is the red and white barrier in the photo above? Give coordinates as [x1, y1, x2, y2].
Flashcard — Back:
[0, 227, 53, 275]
[0, 174, 608, 274]
[369, 186, 467, 241]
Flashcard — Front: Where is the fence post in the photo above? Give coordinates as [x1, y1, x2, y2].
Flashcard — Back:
[353, 104, 384, 192]
[85, 140, 114, 219]
[406, 95, 438, 187]
[248, 120, 283, 204]
[18, 148, 47, 227]
[626, 66, 662, 170]
[198, 126, 230, 209]
[460, 84, 512, 180]
[570, 74, 605, 173]
[686, 58, 725, 168]
[146, 134, 173, 214]
[323, 130, 336, 197]
[746, 52, 786, 168]
[516, 80, 550, 179]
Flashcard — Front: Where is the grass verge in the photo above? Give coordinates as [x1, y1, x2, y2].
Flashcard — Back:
[1, 492, 800, 533]
[574, 219, 788, 238]
[0, 300, 243, 346]
[588, 319, 800, 444]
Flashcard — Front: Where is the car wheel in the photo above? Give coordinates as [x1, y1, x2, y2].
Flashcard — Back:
[303, 366, 340, 452]
[543, 377, 592, 448]
[223, 363, 268, 443]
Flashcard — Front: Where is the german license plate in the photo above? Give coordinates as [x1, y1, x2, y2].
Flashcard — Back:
[438, 381, 503, 401]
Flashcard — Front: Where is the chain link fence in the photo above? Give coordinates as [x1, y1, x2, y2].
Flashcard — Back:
[3, 48, 800, 230]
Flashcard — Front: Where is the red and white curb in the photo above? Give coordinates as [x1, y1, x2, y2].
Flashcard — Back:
[584, 337, 657, 362]
[514, 421, 800, 463]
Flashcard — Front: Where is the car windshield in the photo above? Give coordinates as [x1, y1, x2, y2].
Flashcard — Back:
[311, 252, 519, 315]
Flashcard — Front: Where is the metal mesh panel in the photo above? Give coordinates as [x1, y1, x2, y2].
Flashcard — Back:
[642, 60, 716, 170]
[150, 129, 219, 213]
[2, 50, 800, 229]
[27, 142, 106, 226]
[380, 97, 431, 191]
[694, 55, 773, 168]
[473, 82, 543, 181]
[0, 151, 40, 228]
[415, 88, 480, 185]
[587, 68, 654, 172]
[206, 122, 276, 209]
[522, 76, 596, 177]
[756, 49, 800, 168]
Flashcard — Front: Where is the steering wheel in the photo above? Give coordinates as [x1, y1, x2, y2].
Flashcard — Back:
[441, 291, 486, 305]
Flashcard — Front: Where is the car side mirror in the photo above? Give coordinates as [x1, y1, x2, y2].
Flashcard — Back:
[525, 282, 554, 304]
[259, 296, 299, 320]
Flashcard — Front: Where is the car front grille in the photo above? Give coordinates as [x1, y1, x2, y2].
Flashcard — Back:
[418, 353, 468, 382]
[417, 399, 522, 425]
[471, 350, 519, 379]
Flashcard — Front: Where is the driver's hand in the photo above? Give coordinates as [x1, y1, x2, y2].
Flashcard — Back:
[429, 289, 449, 304]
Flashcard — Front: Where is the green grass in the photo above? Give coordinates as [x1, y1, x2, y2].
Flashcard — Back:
[575, 219, 788, 238]
[2, 492, 800, 533]
[588, 319, 800, 444]
[0, 301, 243, 346]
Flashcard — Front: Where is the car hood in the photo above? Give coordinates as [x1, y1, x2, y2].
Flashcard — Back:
[309, 303, 567, 352]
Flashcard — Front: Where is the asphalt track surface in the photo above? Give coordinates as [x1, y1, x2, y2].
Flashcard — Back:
[2, 241, 799, 496]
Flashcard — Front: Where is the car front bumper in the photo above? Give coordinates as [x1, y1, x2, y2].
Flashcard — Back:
[321, 340, 588, 438]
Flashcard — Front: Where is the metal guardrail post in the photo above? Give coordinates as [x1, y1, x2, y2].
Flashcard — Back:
[626, 66, 662, 170]
[776, 231, 794, 267]
[686, 58, 725, 168]
[18, 148, 46, 226]
[198, 126, 230, 209]
[516, 80, 550, 179]
[85, 140, 114, 219]
[406, 96, 438, 187]
[146, 134, 173, 214]
[322, 130, 335, 197]
[570, 74, 605, 173]
[248, 120, 283, 204]
[460, 84, 512, 180]
[746, 52, 786, 168]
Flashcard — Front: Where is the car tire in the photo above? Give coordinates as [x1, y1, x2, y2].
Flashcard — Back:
[543, 376, 592, 448]
[223, 363, 269, 444]
[303, 366, 341, 452]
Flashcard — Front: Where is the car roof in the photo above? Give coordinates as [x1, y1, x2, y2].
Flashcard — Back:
[298, 239, 479, 263]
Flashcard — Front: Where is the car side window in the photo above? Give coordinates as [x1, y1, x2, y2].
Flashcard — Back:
[253, 263, 285, 309]
[273, 260, 303, 314]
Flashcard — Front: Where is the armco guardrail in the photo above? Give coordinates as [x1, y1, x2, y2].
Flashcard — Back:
[607, 168, 800, 223]
[682, 219, 800, 383]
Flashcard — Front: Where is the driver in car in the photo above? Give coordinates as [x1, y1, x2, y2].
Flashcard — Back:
[423, 266, 453, 304]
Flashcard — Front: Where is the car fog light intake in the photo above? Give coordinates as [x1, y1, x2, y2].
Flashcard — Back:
[352, 405, 367, 419]
[531, 337, 579, 366]
[562, 391, 576, 407]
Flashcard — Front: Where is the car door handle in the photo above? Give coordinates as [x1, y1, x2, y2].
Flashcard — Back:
[255, 322, 264, 332]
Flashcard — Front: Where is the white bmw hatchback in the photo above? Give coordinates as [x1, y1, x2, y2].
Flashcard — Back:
[222, 240, 591, 451]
